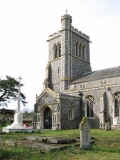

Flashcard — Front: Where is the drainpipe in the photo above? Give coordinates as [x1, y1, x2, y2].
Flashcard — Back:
[78, 91, 83, 122]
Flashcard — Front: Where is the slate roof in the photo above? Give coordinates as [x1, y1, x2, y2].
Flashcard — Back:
[70, 66, 120, 84]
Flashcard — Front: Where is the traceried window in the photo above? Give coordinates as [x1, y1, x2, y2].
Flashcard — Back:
[58, 43, 61, 57]
[114, 92, 120, 117]
[53, 43, 61, 59]
[76, 42, 78, 56]
[86, 95, 94, 117]
[75, 42, 85, 60]
[79, 43, 82, 57]
[53, 44, 57, 58]
[69, 106, 74, 119]
[82, 45, 84, 59]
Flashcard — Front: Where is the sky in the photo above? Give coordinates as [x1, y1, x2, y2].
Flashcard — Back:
[0, 0, 120, 111]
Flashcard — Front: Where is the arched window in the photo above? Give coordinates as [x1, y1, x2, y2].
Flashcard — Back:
[76, 42, 78, 56]
[53, 43, 61, 59]
[69, 106, 74, 119]
[79, 43, 82, 57]
[55, 45, 57, 58]
[86, 95, 94, 117]
[53, 44, 57, 59]
[58, 44, 61, 57]
[114, 92, 120, 117]
[82, 45, 84, 59]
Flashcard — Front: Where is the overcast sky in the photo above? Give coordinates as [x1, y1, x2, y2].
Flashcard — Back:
[0, 0, 120, 111]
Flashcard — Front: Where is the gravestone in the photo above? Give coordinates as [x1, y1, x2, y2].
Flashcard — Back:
[105, 122, 111, 131]
[79, 117, 91, 149]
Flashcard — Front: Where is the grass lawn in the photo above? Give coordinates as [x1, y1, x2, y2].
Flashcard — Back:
[0, 125, 120, 160]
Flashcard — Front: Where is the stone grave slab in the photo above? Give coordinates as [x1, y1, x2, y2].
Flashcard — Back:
[24, 136, 76, 144]
[4, 139, 80, 152]
[47, 137, 76, 144]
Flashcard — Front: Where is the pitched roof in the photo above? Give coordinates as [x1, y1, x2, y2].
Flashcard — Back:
[70, 66, 120, 84]
[36, 88, 57, 100]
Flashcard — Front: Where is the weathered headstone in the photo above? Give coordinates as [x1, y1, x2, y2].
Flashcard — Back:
[105, 122, 111, 131]
[79, 117, 91, 149]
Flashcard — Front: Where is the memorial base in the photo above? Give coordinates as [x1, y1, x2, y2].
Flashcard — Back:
[2, 111, 33, 133]
[2, 122, 33, 133]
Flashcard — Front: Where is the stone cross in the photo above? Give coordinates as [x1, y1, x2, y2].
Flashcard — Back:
[18, 76, 22, 112]
[79, 117, 91, 149]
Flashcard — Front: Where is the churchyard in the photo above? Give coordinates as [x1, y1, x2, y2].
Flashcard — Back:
[0, 124, 120, 160]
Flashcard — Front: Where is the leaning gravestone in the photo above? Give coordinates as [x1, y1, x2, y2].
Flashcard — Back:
[79, 117, 91, 149]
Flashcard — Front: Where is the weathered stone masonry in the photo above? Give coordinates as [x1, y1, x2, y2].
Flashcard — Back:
[33, 13, 120, 130]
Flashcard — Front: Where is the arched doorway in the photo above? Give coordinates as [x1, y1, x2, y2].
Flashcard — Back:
[44, 107, 52, 129]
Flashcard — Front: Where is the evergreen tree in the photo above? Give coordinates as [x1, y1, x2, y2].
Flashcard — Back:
[0, 76, 27, 107]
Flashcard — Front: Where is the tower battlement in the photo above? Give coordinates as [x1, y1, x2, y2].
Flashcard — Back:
[48, 30, 61, 41]
[48, 27, 89, 41]
[71, 26, 90, 41]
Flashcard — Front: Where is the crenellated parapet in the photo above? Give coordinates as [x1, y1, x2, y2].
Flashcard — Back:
[48, 26, 90, 41]
[48, 30, 62, 41]
[71, 26, 90, 41]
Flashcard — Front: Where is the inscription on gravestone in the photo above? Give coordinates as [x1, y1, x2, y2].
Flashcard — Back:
[79, 117, 91, 149]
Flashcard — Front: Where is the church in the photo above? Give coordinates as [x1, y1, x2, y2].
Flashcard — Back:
[33, 14, 120, 130]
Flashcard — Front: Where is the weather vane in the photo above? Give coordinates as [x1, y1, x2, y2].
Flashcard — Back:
[65, 9, 68, 14]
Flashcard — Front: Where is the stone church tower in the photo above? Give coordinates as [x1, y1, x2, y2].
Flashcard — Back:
[43, 14, 91, 93]
[33, 14, 120, 130]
